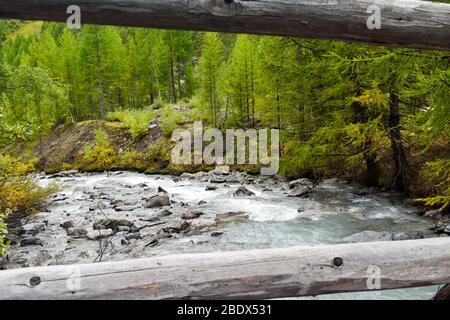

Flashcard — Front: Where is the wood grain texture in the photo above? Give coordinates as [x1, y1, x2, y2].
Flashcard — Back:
[0, 0, 449, 50]
[1, 237, 450, 300]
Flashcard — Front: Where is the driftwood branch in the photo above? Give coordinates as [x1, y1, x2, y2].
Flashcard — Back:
[0, 0, 449, 51]
[1, 237, 450, 300]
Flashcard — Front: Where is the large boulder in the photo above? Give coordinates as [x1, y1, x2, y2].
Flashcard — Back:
[215, 211, 249, 223]
[233, 186, 255, 197]
[144, 195, 171, 208]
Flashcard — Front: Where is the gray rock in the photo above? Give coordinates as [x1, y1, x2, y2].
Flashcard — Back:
[288, 186, 311, 198]
[144, 195, 171, 208]
[215, 212, 249, 222]
[289, 178, 314, 189]
[182, 210, 204, 220]
[20, 238, 43, 247]
[206, 184, 218, 191]
[423, 209, 443, 219]
[180, 173, 194, 179]
[233, 186, 255, 197]
[21, 222, 46, 235]
[117, 226, 131, 232]
[157, 186, 168, 194]
[114, 205, 140, 212]
[444, 224, 450, 235]
[87, 229, 113, 240]
[209, 175, 227, 183]
[48, 170, 79, 178]
[158, 209, 173, 217]
[93, 219, 134, 232]
[188, 218, 216, 231]
[211, 165, 230, 175]
[341, 231, 393, 243]
[163, 221, 190, 234]
[125, 233, 142, 241]
[67, 228, 88, 238]
[60, 221, 74, 230]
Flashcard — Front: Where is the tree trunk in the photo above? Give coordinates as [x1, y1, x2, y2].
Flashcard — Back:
[389, 92, 409, 191]
[95, 29, 105, 120]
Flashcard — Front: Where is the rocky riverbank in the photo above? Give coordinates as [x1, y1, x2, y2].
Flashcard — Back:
[1, 166, 448, 271]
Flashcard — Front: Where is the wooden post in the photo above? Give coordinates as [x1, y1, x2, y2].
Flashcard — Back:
[0, 0, 450, 51]
[1, 237, 450, 300]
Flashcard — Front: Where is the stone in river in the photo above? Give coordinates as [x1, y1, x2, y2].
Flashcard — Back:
[233, 186, 255, 197]
[20, 238, 43, 247]
[182, 210, 204, 220]
[66, 228, 88, 238]
[87, 229, 113, 240]
[144, 195, 171, 208]
[215, 212, 249, 223]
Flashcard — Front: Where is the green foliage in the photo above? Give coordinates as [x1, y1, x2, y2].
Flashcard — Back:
[416, 159, 450, 212]
[83, 128, 118, 170]
[107, 109, 155, 139]
[0, 155, 58, 256]
[160, 106, 184, 136]
[147, 138, 168, 161]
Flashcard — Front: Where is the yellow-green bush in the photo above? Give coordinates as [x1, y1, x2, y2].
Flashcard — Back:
[160, 106, 184, 137]
[107, 109, 155, 139]
[416, 159, 450, 212]
[119, 150, 146, 170]
[0, 155, 58, 255]
[147, 138, 169, 161]
[83, 128, 118, 170]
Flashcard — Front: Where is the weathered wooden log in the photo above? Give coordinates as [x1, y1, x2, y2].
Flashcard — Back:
[1, 237, 450, 300]
[0, 0, 449, 51]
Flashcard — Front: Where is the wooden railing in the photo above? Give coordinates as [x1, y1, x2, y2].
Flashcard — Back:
[0, 0, 450, 51]
[1, 238, 450, 299]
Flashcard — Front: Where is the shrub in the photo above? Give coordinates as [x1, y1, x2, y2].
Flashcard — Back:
[119, 150, 146, 170]
[416, 159, 450, 212]
[147, 138, 168, 161]
[107, 109, 155, 139]
[160, 106, 184, 137]
[83, 128, 118, 170]
[0, 155, 58, 255]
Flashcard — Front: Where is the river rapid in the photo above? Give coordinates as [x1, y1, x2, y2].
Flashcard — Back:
[1, 169, 444, 299]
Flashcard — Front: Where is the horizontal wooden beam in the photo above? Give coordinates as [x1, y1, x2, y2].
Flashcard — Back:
[1, 237, 450, 299]
[0, 0, 449, 51]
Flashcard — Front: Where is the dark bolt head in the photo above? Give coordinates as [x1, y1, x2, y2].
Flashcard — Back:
[30, 276, 41, 287]
[333, 257, 344, 267]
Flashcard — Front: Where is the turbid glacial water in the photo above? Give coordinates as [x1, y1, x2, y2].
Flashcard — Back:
[2, 170, 443, 299]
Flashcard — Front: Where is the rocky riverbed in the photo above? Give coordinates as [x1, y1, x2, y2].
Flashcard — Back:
[1, 167, 449, 299]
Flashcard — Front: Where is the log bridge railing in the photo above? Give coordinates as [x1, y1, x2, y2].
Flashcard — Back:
[1, 238, 450, 299]
[1, 0, 450, 299]
[0, 0, 450, 51]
